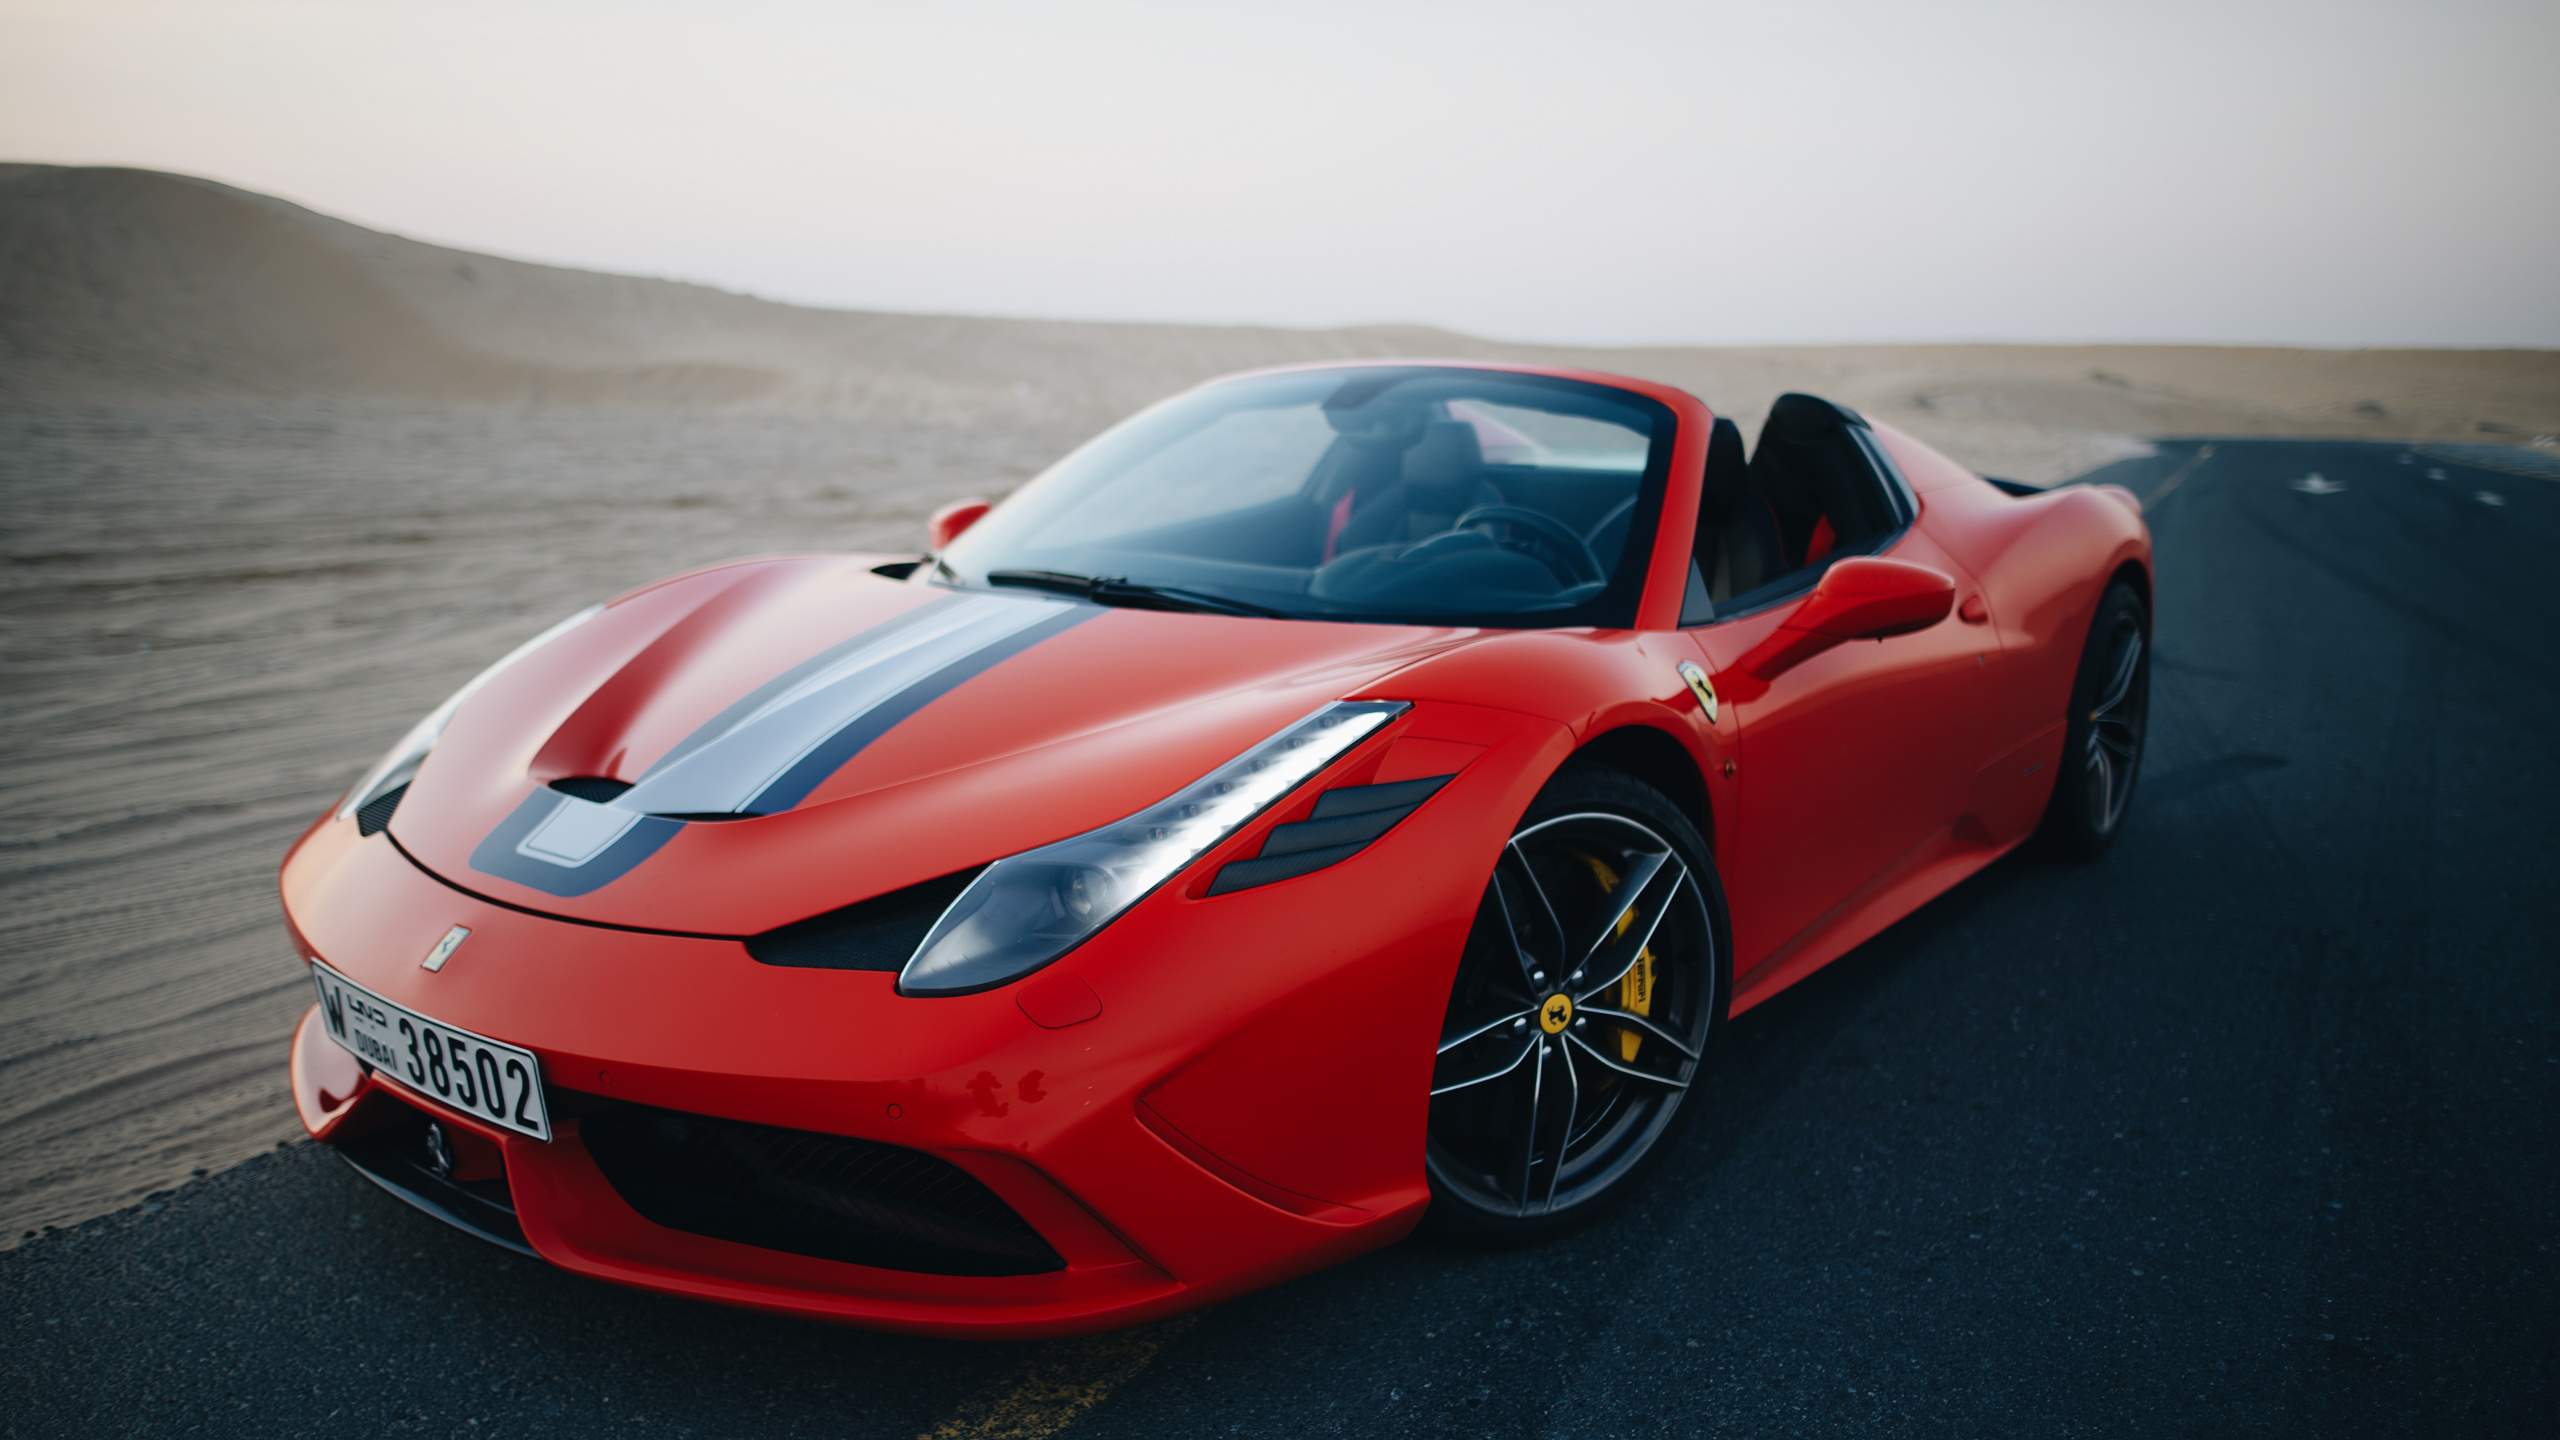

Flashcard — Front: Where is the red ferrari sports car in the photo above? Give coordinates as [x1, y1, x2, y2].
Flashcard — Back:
[281, 361, 2150, 1338]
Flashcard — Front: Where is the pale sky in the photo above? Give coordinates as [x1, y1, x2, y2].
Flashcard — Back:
[4, 0, 2555, 347]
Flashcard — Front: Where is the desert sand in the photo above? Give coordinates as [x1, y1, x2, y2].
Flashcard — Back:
[3, 162, 2554, 1245]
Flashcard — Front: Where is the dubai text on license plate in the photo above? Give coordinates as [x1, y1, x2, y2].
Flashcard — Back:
[309, 961, 551, 1141]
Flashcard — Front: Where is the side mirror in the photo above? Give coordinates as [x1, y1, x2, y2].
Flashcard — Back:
[1740, 557, 1956, 680]
[927, 497, 993, 552]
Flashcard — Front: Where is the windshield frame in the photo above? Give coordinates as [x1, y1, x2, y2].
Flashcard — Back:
[935, 364, 1685, 632]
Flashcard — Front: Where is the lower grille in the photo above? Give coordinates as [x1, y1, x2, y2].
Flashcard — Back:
[579, 1103, 1063, 1277]
[338, 1107, 532, 1256]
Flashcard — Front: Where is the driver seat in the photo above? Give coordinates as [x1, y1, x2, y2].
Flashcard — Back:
[1328, 420, 1501, 557]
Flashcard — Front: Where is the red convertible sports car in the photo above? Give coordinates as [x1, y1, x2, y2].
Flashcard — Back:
[282, 361, 2151, 1338]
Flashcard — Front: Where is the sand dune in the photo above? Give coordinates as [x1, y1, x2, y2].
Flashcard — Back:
[11, 165, 2556, 477]
[2, 163, 2555, 1245]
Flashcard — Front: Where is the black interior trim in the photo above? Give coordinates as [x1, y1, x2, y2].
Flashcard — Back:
[1683, 398, 1917, 627]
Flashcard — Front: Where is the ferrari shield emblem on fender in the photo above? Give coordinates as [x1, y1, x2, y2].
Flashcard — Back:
[1676, 661, 1718, 723]
[1539, 993, 1574, 1034]
[421, 925, 470, 973]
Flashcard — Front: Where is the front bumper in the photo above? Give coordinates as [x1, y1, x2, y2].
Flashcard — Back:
[282, 700, 1564, 1338]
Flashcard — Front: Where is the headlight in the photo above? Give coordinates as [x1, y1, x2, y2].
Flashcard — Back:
[335, 605, 603, 821]
[898, 700, 1408, 996]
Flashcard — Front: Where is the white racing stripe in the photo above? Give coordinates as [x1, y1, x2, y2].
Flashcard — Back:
[618, 594, 1072, 818]
[503, 593, 1078, 872]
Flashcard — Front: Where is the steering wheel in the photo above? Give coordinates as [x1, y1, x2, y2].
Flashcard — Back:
[1452, 505, 1608, 587]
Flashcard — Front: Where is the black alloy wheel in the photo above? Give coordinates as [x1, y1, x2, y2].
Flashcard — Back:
[2040, 579, 2150, 860]
[1424, 765, 1727, 1243]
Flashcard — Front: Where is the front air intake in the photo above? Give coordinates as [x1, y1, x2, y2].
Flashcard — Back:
[746, 867, 986, 971]
[579, 1102, 1062, 1276]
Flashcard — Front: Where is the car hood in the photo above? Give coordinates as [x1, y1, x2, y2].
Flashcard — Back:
[385, 555, 1478, 934]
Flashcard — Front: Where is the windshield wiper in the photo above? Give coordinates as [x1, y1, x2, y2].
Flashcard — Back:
[984, 569, 1288, 619]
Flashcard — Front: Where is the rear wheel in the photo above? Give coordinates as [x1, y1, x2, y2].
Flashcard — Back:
[2039, 580, 2149, 860]
[1423, 765, 1727, 1244]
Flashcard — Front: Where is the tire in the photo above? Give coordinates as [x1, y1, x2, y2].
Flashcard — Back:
[2038, 579, 2150, 861]
[1421, 763, 1730, 1245]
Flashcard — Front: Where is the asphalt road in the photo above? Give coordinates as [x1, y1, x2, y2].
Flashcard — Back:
[6, 439, 2555, 1438]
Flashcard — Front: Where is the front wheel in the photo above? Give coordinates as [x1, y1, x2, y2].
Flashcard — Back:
[1423, 765, 1729, 1244]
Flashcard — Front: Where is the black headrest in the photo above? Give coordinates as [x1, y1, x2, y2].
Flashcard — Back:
[1764, 392, 1867, 444]
[1403, 420, 1485, 509]
[1699, 416, 1749, 521]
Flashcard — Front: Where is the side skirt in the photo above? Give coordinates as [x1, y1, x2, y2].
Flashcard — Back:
[1727, 824, 2021, 1018]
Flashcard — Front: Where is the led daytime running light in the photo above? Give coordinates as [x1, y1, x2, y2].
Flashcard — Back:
[898, 700, 1408, 996]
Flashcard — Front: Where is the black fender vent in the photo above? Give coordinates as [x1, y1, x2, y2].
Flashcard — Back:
[747, 867, 985, 971]
[354, 783, 409, 837]
[580, 1102, 1062, 1276]
[1208, 773, 1452, 895]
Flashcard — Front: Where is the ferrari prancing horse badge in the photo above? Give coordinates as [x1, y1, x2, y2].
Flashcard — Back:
[421, 925, 470, 973]
[1677, 661, 1719, 723]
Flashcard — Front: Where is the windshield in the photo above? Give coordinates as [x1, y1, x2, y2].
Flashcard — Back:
[938, 367, 1677, 628]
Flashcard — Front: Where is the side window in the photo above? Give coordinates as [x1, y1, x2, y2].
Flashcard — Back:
[1684, 395, 1912, 625]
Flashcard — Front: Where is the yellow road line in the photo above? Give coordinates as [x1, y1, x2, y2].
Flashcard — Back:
[917, 1314, 1200, 1440]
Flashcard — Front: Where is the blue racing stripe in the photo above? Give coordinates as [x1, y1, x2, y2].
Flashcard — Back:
[469, 797, 685, 898]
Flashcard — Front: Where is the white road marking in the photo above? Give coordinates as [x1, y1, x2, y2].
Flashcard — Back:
[2476, 491, 2507, 507]
[2292, 474, 2346, 495]
[2145, 442, 2215, 505]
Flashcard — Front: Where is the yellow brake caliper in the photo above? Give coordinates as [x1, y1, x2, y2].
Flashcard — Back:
[1575, 853, 1655, 1063]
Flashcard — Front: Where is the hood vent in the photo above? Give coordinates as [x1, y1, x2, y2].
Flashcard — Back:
[547, 776, 633, 803]
[747, 867, 988, 971]
[354, 783, 410, 837]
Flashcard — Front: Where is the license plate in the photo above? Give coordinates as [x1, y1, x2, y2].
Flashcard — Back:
[310, 961, 551, 1141]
